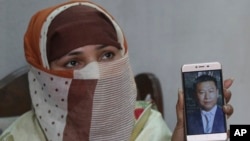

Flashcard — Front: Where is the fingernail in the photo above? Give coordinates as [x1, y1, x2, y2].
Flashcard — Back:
[230, 77, 235, 82]
[224, 105, 229, 110]
[178, 88, 182, 93]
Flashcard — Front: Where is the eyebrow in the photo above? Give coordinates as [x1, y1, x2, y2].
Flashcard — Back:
[67, 51, 83, 56]
[66, 44, 121, 56]
[96, 44, 122, 50]
[96, 44, 108, 50]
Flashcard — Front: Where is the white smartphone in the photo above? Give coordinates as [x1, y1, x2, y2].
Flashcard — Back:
[181, 62, 227, 141]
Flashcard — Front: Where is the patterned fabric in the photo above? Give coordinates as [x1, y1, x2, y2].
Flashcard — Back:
[0, 103, 172, 141]
[28, 54, 136, 141]
[23, 0, 136, 140]
[24, 0, 127, 70]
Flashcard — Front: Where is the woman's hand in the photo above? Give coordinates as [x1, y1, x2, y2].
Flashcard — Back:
[171, 78, 234, 141]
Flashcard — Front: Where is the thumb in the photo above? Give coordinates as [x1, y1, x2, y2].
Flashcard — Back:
[176, 89, 184, 127]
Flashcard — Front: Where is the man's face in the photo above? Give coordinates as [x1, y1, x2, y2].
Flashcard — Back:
[196, 81, 218, 111]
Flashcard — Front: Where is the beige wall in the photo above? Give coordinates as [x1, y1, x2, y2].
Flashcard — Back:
[1, 0, 250, 132]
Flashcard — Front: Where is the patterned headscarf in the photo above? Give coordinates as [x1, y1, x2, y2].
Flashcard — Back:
[24, 0, 136, 140]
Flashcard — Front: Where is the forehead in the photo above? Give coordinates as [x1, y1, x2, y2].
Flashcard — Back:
[196, 81, 216, 88]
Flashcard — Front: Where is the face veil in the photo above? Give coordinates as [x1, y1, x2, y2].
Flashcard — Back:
[24, 1, 136, 141]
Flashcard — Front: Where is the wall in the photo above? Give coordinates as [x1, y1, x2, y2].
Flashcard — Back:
[1, 0, 249, 132]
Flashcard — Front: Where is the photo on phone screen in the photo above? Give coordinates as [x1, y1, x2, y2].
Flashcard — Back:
[182, 62, 227, 141]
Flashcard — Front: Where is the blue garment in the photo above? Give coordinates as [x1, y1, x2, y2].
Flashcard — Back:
[186, 106, 226, 135]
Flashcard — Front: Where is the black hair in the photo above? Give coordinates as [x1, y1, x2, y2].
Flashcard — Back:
[193, 74, 218, 91]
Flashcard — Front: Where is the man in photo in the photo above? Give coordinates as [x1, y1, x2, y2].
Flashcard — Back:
[187, 74, 226, 135]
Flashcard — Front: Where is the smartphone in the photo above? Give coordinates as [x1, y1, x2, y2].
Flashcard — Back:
[181, 62, 227, 141]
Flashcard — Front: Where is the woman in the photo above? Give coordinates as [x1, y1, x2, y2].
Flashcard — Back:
[0, 0, 233, 140]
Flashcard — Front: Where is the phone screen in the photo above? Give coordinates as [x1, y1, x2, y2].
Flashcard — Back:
[182, 63, 227, 140]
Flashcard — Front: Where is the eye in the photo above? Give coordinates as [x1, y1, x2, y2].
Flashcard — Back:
[100, 52, 115, 61]
[198, 91, 205, 95]
[65, 60, 79, 68]
[208, 89, 215, 93]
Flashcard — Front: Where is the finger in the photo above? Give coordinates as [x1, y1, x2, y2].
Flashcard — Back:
[227, 130, 230, 139]
[176, 89, 184, 127]
[172, 90, 185, 141]
[223, 78, 234, 89]
[223, 89, 232, 103]
[223, 104, 234, 118]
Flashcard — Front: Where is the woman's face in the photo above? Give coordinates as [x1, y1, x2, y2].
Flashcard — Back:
[50, 44, 122, 70]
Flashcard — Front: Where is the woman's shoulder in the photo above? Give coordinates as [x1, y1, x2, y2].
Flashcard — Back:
[0, 110, 46, 141]
[132, 101, 172, 141]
